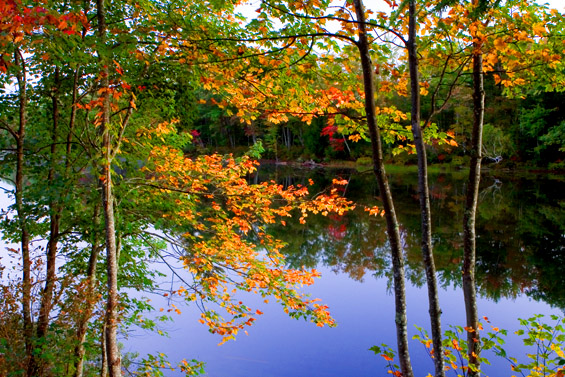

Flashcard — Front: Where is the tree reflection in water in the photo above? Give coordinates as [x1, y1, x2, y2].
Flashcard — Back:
[254, 164, 565, 309]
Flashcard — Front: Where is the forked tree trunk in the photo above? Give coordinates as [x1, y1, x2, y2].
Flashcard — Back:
[462, 19, 485, 377]
[407, 1, 445, 376]
[352, 1, 414, 376]
[96, 0, 122, 375]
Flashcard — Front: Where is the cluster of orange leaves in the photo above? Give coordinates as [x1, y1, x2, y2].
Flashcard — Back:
[0, 0, 87, 72]
[142, 145, 355, 344]
[423, 1, 564, 92]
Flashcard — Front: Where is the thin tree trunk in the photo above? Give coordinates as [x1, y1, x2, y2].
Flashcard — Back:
[407, 2, 445, 376]
[67, 67, 80, 164]
[67, 1, 89, 165]
[463, 19, 484, 377]
[352, 1, 414, 376]
[101, 323, 108, 377]
[37, 69, 61, 331]
[342, 135, 351, 155]
[33, 67, 63, 376]
[251, 126, 257, 145]
[101, 59, 122, 377]
[73, 204, 103, 377]
[285, 127, 292, 149]
[96, 0, 122, 375]
[14, 48, 33, 377]
[69, 65, 95, 377]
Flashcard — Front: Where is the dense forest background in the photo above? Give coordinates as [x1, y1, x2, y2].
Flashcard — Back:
[184, 80, 565, 168]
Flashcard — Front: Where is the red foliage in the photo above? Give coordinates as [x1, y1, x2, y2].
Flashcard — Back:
[321, 124, 345, 152]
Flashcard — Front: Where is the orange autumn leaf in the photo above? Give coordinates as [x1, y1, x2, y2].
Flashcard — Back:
[381, 354, 394, 361]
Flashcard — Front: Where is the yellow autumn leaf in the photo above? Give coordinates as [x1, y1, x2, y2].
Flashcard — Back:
[532, 23, 546, 36]
[514, 78, 526, 86]
[485, 53, 498, 67]
[551, 343, 565, 358]
[348, 134, 362, 142]
[494, 38, 507, 51]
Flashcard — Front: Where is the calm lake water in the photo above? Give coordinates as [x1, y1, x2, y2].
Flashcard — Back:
[124, 165, 565, 376]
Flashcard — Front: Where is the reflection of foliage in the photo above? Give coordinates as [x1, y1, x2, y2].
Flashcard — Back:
[520, 196, 565, 308]
[260, 166, 565, 309]
[271, 208, 389, 282]
[473, 177, 565, 307]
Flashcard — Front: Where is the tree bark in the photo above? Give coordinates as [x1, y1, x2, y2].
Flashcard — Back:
[352, 1, 414, 376]
[101, 53, 122, 377]
[33, 67, 63, 376]
[101, 323, 108, 377]
[96, 0, 122, 375]
[67, 67, 80, 165]
[463, 17, 485, 377]
[407, 1, 445, 376]
[14, 48, 34, 377]
[73, 204, 103, 377]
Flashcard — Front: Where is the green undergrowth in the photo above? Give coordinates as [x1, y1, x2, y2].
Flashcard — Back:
[371, 314, 565, 377]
